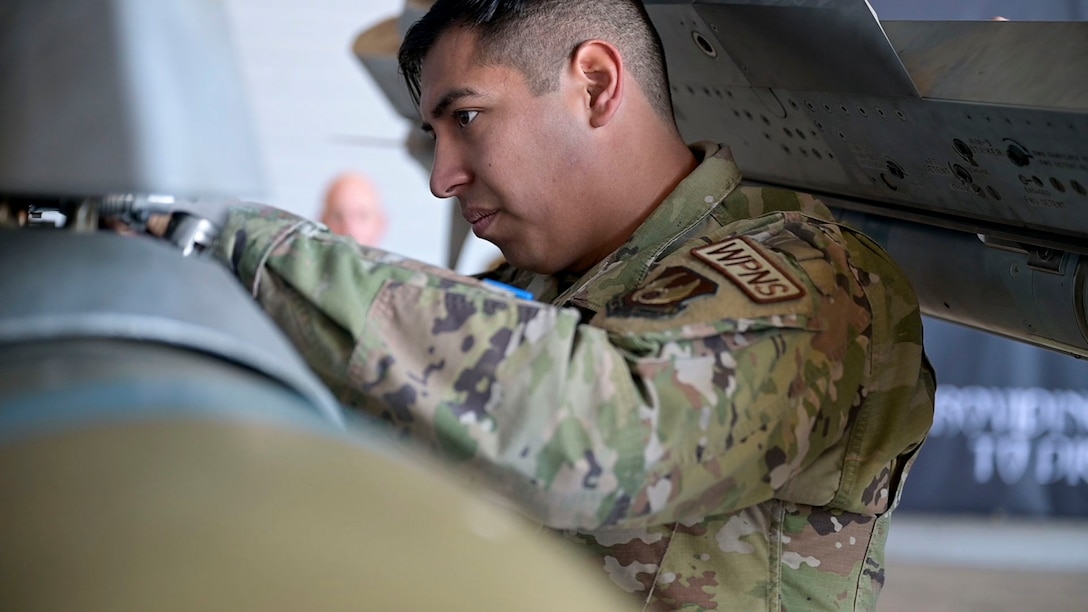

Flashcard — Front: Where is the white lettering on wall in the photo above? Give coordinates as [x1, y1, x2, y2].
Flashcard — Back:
[935, 385, 1088, 486]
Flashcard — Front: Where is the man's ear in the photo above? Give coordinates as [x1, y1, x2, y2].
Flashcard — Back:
[570, 40, 623, 128]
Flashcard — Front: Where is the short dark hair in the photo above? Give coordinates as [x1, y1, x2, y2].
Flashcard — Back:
[398, 0, 676, 123]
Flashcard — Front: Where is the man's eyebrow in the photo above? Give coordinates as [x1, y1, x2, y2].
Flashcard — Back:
[419, 87, 481, 132]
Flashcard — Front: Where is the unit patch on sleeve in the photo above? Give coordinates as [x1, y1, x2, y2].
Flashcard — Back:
[605, 266, 718, 318]
[691, 236, 806, 304]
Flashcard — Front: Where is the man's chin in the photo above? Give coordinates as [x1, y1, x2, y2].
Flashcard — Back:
[501, 254, 565, 276]
[496, 247, 538, 274]
[490, 238, 570, 275]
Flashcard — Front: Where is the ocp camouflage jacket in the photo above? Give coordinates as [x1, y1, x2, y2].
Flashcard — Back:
[215, 142, 935, 611]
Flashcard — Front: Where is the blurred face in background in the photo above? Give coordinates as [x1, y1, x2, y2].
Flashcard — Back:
[321, 173, 388, 247]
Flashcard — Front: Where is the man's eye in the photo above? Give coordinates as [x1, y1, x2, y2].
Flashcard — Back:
[455, 110, 479, 128]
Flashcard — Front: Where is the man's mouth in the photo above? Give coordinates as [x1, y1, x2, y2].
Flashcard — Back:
[464, 208, 499, 235]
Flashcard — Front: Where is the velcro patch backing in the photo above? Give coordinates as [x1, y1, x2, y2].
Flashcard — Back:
[691, 236, 805, 304]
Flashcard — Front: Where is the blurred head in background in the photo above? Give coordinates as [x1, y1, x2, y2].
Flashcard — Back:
[320, 172, 388, 246]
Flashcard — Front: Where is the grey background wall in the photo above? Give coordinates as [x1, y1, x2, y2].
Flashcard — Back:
[222, 0, 448, 266]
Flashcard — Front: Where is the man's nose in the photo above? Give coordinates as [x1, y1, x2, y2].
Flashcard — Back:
[429, 139, 470, 199]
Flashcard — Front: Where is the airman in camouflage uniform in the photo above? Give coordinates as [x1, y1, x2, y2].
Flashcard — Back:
[212, 1, 935, 609]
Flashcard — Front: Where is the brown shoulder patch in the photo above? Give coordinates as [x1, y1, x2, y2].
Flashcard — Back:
[605, 266, 717, 319]
[691, 236, 805, 304]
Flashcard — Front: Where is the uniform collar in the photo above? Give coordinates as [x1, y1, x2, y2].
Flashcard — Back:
[554, 142, 743, 308]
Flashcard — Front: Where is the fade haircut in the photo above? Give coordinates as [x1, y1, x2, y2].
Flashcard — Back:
[398, 0, 676, 124]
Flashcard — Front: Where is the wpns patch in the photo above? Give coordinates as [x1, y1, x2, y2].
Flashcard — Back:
[606, 267, 717, 318]
[691, 236, 805, 304]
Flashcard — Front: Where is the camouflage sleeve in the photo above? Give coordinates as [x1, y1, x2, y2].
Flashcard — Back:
[213, 205, 862, 531]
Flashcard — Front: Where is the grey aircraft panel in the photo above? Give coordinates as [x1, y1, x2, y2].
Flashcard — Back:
[868, 0, 1088, 21]
[0, 0, 264, 198]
